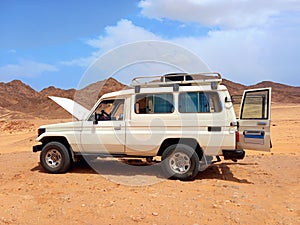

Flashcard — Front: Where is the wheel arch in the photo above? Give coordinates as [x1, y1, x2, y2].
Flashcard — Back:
[157, 138, 203, 159]
[40, 136, 75, 161]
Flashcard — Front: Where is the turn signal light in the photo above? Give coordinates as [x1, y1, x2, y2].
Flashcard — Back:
[38, 128, 46, 137]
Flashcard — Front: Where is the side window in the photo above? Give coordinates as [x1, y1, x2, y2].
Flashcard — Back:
[135, 93, 174, 114]
[89, 99, 125, 121]
[179, 92, 221, 113]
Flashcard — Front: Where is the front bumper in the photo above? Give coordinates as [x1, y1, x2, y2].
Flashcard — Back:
[33, 144, 43, 152]
[222, 149, 245, 161]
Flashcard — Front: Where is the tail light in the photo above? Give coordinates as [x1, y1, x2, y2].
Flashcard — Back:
[235, 130, 240, 149]
[235, 130, 240, 143]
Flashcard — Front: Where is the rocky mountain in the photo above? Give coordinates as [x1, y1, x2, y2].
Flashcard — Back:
[74, 77, 127, 109]
[0, 80, 38, 108]
[0, 77, 126, 119]
[0, 77, 299, 119]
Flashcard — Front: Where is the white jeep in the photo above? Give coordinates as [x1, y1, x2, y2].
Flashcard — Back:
[33, 73, 272, 180]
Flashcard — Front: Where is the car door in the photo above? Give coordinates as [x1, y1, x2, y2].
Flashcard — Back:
[238, 88, 272, 151]
[80, 99, 125, 154]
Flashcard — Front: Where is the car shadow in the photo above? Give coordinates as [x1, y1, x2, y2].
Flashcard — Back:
[196, 163, 253, 184]
[31, 159, 253, 184]
[77, 158, 164, 177]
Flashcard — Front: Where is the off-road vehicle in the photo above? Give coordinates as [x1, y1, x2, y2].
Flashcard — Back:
[33, 73, 271, 180]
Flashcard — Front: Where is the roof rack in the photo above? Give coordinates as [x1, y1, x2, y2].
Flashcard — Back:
[131, 72, 222, 91]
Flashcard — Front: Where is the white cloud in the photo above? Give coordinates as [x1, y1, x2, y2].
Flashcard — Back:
[171, 22, 300, 84]
[0, 59, 58, 81]
[139, 0, 300, 28]
[137, 0, 300, 84]
[87, 19, 161, 49]
[171, 28, 268, 83]
[60, 55, 97, 67]
[61, 16, 300, 85]
[61, 19, 161, 67]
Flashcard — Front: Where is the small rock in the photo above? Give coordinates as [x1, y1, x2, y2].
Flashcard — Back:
[152, 212, 158, 216]
[1, 217, 16, 224]
[130, 215, 144, 222]
[234, 218, 240, 223]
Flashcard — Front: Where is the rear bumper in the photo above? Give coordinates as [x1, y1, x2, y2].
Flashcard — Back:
[222, 149, 245, 161]
[33, 144, 43, 152]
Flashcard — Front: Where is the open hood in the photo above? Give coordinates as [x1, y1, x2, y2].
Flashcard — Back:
[49, 96, 90, 120]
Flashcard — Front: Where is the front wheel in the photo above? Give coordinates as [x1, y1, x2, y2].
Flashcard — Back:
[40, 142, 72, 173]
[162, 144, 199, 181]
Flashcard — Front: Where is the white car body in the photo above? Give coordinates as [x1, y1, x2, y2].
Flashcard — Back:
[33, 73, 272, 180]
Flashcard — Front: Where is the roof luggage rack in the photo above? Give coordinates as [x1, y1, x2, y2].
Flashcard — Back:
[131, 72, 222, 92]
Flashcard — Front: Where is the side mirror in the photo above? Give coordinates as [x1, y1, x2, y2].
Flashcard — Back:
[93, 113, 99, 125]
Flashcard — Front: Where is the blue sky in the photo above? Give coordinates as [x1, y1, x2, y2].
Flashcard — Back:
[1, 0, 300, 90]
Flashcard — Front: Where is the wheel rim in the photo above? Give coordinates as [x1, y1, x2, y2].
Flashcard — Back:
[45, 149, 62, 168]
[169, 152, 191, 174]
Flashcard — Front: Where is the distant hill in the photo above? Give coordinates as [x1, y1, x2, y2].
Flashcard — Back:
[222, 79, 300, 104]
[248, 81, 300, 103]
[0, 77, 299, 119]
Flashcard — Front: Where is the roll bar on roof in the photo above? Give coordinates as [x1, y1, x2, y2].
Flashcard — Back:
[131, 72, 222, 90]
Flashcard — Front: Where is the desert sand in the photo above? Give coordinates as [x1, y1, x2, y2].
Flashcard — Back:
[0, 103, 299, 225]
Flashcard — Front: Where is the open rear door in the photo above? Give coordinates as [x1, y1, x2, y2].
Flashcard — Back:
[238, 88, 272, 151]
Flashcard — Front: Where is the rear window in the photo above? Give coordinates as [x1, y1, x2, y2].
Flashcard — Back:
[179, 92, 221, 113]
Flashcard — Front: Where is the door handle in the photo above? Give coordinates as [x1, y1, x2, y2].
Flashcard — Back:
[257, 122, 267, 126]
[114, 125, 121, 130]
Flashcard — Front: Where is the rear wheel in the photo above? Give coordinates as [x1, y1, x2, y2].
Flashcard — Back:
[40, 142, 72, 173]
[162, 144, 199, 180]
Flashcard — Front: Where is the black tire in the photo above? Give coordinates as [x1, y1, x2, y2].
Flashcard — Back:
[40, 142, 72, 173]
[162, 144, 199, 181]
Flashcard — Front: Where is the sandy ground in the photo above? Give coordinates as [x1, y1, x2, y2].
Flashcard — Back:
[0, 104, 299, 225]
